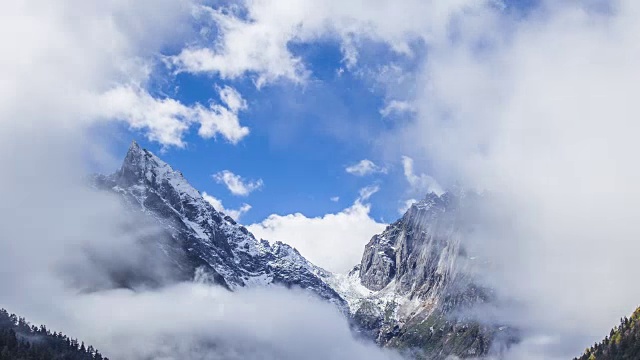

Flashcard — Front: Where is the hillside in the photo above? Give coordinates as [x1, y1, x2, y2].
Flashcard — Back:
[0, 308, 107, 360]
[575, 307, 640, 360]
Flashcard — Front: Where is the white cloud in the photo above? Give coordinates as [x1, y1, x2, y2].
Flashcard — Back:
[0, 0, 252, 149]
[357, 185, 380, 202]
[380, 100, 414, 118]
[398, 199, 417, 215]
[248, 186, 386, 273]
[170, 0, 491, 86]
[345, 159, 387, 176]
[63, 284, 403, 360]
[196, 85, 250, 144]
[401, 156, 443, 195]
[217, 85, 247, 113]
[202, 192, 251, 221]
[391, 1, 640, 358]
[213, 170, 264, 196]
[330, 196, 340, 202]
[99, 86, 192, 148]
[99, 85, 249, 148]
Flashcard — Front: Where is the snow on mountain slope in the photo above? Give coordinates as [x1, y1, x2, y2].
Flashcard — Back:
[93, 141, 345, 307]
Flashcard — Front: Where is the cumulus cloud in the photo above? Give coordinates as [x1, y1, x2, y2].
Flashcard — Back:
[1, 0, 251, 149]
[202, 192, 252, 221]
[196, 85, 249, 144]
[345, 159, 388, 176]
[213, 170, 264, 196]
[248, 186, 386, 273]
[170, 0, 491, 85]
[100, 85, 249, 148]
[100, 86, 191, 147]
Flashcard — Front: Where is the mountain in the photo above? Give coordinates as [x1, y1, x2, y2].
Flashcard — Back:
[575, 307, 640, 360]
[329, 193, 516, 359]
[0, 308, 107, 360]
[93, 141, 345, 307]
[92, 141, 512, 358]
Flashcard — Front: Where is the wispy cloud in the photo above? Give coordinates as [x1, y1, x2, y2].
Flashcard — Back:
[345, 159, 387, 176]
[401, 156, 442, 195]
[202, 192, 252, 221]
[213, 170, 263, 196]
[169, 0, 485, 87]
[398, 198, 417, 215]
[380, 100, 414, 118]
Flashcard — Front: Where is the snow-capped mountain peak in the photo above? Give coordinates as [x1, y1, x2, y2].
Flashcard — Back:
[94, 142, 345, 306]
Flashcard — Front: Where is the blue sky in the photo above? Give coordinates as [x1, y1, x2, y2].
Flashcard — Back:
[109, 40, 414, 224]
[98, 0, 544, 227]
[82, 0, 556, 275]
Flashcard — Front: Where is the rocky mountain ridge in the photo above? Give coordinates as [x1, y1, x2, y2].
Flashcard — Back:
[333, 193, 514, 358]
[93, 141, 345, 308]
[93, 141, 510, 359]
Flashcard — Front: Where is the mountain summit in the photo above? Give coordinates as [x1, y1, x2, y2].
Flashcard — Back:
[94, 141, 345, 305]
[331, 193, 516, 358]
[93, 142, 513, 359]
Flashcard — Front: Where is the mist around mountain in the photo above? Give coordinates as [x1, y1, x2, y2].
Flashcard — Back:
[85, 141, 513, 359]
[6, 139, 640, 360]
[1, 140, 636, 360]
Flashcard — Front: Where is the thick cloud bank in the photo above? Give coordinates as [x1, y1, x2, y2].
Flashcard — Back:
[396, 2, 640, 358]
[64, 284, 401, 360]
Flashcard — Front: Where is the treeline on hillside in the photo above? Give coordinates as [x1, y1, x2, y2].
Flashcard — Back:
[0, 308, 108, 360]
[575, 307, 640, 360]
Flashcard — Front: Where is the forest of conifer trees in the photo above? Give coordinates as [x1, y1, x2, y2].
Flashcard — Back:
[0, 308, 107, 360]
[575, 307, 640, 360]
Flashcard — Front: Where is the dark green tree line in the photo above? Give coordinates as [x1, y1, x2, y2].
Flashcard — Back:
[0, 308, 108, 360]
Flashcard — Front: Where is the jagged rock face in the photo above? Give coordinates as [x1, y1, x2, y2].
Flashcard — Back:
[346, 193, 513, 359]
[360, 193, 457, 296]
[93, 141, 345, 307]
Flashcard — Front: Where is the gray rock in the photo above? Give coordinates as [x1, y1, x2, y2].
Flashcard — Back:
[352, 192, 516, 358]
[93, 141, 346, 308]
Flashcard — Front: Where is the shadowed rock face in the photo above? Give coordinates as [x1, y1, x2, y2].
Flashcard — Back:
[360, 193, 456, 295]
[353, 193, 516, 359]
[93, 141, 346, 307]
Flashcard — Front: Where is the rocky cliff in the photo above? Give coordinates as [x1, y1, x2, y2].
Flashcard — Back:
[93, 141, 345, 307]
[330, 193, 516, 359]
[93, 142, 514, 359]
